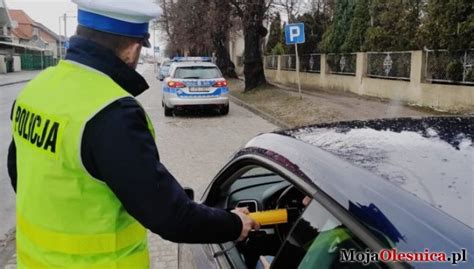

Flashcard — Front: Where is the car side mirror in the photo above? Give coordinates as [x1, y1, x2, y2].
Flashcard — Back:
[184, 187, 195, 201]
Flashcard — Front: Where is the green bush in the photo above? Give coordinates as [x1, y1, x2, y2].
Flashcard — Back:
[271, 43, 285, 55]
[446, 60, 463, 81]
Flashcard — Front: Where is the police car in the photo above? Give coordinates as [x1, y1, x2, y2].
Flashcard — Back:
[162, 57, 229, 116]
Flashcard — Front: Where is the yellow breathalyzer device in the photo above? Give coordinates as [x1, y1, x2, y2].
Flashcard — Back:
[249, 208, 298, 226]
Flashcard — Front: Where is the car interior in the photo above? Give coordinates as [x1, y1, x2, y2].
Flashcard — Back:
[208, 166, 389, 269]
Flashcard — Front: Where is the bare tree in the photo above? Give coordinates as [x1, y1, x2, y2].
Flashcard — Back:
[209, 0, 239, 78]
[156, 0, 178, 54]
[156, 0, 239, 77]
[155, 0, 213, 56]
[273, 0, 302, 22]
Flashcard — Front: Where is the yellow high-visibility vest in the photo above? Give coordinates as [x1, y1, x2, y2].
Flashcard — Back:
[12, 60, 151, 268]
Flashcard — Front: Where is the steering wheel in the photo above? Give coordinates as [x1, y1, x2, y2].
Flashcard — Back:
[274, 185, 305, 242]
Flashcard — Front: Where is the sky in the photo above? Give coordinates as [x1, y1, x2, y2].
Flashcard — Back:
[5, 0, 167, 56]
[6, 0, 78, 38]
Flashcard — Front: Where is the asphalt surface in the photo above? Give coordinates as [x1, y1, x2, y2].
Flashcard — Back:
[0, 83, 21, 241]
[0, 64, 277, 268]
[140, 66, 277, 196]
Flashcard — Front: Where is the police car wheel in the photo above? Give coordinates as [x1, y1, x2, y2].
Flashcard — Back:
[220, 105, 229, 115]
[164, 106, 173, 117]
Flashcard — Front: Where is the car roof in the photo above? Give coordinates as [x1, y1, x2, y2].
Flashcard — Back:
[171, 62, 218, 68]
[241, 117, 473, 262]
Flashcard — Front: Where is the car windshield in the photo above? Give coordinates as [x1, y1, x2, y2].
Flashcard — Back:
[174, 66, 221, 79]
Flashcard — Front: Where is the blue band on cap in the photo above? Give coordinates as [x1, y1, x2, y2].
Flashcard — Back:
[78, 9, 149, 38]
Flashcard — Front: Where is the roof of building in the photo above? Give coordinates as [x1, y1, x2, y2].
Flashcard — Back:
[34, 22, 60, 42]
[8, 9, 59, 43]
[8, 9, 33, 39]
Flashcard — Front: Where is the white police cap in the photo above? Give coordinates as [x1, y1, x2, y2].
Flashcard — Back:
[72, 0, 162, 47]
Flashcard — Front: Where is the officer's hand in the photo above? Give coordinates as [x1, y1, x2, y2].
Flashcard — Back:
[232, 207, 260, 242]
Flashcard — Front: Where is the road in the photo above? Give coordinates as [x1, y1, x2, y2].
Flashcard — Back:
[0, 64, 277, 268]
[0, 83, 20, 240]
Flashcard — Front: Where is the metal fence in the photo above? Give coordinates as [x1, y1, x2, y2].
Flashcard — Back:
[326, 53, 356, 76]
[367, 52, 411, 81]
[265, 55, 278, 69]
[300, 54, 321, 73]
[425, 50, 474, 85]
[20, 53, 56, 70]
[281, 54, 297, 71]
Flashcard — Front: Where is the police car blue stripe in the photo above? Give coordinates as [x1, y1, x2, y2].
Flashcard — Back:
[163, 87, 228, 97]
[78, 9, 149, 38]
[163, 87, 176, 94]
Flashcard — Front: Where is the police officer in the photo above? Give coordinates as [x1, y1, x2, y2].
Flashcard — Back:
[7, 0, 259, 268]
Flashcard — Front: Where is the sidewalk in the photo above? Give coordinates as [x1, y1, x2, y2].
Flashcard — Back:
[0, 71, 40, 87]
[228, 79, 448, 128]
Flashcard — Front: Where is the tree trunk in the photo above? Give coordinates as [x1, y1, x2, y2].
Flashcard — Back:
[243, 23, 267, 91]
[211, 0, 238, 78]
[213, 33, 239, 78]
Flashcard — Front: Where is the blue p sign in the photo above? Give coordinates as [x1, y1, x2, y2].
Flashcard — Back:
[285, 23, 305, 45]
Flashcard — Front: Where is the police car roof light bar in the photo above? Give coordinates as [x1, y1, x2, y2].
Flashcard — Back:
[172, 57, 212, 63]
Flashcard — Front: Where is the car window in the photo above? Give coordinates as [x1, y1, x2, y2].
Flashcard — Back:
[209, 164, 306, 269]
[239, 167, 276, 179]
[271, 200, 388, 269]
[174, 66, 221, 79]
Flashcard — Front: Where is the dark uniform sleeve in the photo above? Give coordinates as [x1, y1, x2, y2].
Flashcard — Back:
[8, 141, 17, 192]
[8, 102, 17, 192]
[81, 97, 242, 243]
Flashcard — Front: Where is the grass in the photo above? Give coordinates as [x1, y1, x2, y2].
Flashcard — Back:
[228, 80, 340, 128]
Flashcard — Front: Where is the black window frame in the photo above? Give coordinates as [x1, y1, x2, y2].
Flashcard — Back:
[201, 152, 406, 269]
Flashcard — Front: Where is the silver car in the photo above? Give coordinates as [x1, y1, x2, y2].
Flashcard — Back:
[162, 62, 230, 116]
[157, 60, 172, 81]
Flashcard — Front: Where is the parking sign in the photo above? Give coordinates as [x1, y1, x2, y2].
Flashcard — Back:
[285, 23, 305, 45]
[284, 23, 305, 99]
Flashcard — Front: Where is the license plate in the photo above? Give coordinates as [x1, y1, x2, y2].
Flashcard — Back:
[189, 87, 209, 92]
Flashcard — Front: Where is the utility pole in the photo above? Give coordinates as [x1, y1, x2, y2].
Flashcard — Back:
[63, 13, 67, 38]
[58, 16, 62, 59]
[58, 13, 76, 59]
[153, 19, 157, 73]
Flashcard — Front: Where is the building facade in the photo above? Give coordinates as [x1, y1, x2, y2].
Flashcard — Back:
[0, 0, 12, 41]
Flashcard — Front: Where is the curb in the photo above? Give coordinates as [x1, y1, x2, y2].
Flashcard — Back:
[266, 81, 453, 115]
[0, 79, 32, 87]
[0, 229, 16, 269]
[229, 95, 291, 129]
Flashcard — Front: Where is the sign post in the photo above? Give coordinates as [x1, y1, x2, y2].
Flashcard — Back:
[285, 23, 305, 99]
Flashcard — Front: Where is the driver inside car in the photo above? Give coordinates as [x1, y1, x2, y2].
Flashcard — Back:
[254, 196, 313, 269]
[255, 195, 380, 269]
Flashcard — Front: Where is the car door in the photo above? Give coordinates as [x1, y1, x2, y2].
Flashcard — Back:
[189, 153, 317, 269]
[184, 149, 412, 269]
[179, 163, 293, 269]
